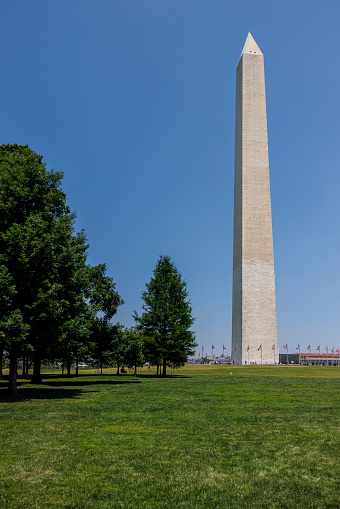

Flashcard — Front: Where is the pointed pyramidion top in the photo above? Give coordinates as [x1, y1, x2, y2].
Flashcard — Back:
[241, 32, 263, 56]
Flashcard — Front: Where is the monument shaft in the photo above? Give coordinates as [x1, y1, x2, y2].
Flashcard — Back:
[232, 33, 278, 365]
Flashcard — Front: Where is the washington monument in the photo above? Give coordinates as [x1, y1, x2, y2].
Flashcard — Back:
[232, 33, 278, 365]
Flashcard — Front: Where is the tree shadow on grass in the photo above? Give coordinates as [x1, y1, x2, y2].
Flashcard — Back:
[39, 379, 142, 387]
[41, 373, 191, 380]
[38, 372, 191, 380]
[0, 378, 141, 402]
[0, 386, 85, 402]
[32, 373, 126, 379]
[136, 374, 190, 379]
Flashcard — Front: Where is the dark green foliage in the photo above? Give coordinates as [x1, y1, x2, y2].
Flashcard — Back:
[90, 321, 119, 374]
[0, 144, 68, 230]
[110, 324, 129, 374]
[123, 328, 144, 375]
[200, 356, 210, 364]
[84, 265, 124, 373]
[86, 264, 123, 322]
[0, 144, 73, 391]
[134, 255, 196, 376]
[0, 265, 16, 317]
[0, 144, 123, 392]
[142, 334, 162, 367]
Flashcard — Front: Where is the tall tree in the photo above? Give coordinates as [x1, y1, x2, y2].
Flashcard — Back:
[0, 144, 123, 393]
[134, 255, 196, 377]
[123, 328, 144, 376]
[85, 264, 124, 373]
[110, 323, 129, 375]
[29, 220, 89, 383]
[0, 144, 73, 392]
[0, 266, 14, 380]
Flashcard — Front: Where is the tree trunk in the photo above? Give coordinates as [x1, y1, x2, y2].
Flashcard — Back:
[134, 365, 137, 377]
[22, 355, 25, 377]
[8, 351, 19, 396]
[116, 364, 120, 375]
[31, 350, 43, 384]
[25, 358, 29, 376]
[67, 360, 71, 376]
[162, 358, 167, 377]
[75, 357, 79, 376]
[100, 363, 103, 375]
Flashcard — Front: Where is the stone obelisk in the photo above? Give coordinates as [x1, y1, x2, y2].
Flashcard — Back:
[232, 33, 278, 365]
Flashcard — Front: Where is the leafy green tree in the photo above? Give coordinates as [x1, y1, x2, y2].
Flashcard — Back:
[29, 221, 90, 382]
[110, 324, 129, 375]
[123, 328, 144, 376]
[0, 265, 16, 380]
[85, 264, 124, 373]
[86, 264, 123, 322]
[57, 309, 92, 376]
[43, 253, 123, 377]
[90, 320, 116, 375]
[142, 335, 161, 371]
[0, 144, 123, 393]
[200, 357, 210, 364]
[2, 310, 30, 395]
[0, 144, 74, 392]
[134, 255, 196, 377]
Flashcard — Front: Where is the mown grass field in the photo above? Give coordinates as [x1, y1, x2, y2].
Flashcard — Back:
[1, 365, 339, 508]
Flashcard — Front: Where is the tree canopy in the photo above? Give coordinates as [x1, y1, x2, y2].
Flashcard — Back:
[0, 144, 123, 394]
[134, 255, 196, 377]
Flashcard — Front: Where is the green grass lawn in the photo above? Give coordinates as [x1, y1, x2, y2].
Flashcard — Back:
[1, 365, 339, 508]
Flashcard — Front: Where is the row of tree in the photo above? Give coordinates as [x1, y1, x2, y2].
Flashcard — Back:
[0, 145, 196, 395]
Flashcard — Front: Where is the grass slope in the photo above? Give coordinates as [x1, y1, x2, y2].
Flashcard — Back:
[0, 365, 339, 508]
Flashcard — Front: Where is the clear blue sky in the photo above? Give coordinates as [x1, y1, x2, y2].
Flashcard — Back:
[1, 0, 339, 356]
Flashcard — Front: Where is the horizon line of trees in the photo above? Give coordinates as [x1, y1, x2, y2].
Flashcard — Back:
[0, 144, 196, 395]
[1, 323, 178, 379]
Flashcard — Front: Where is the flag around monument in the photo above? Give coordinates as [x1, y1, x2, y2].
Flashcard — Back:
[232, 33, 279, 365]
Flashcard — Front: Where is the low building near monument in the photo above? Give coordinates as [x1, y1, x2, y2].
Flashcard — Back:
[279, 353, 340, 366]
[187, 356, 232, 365]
